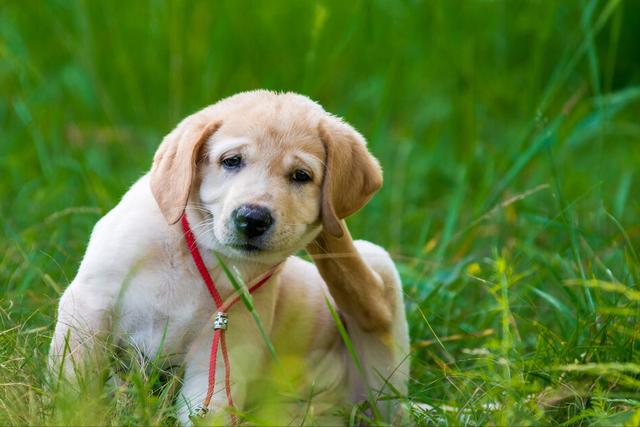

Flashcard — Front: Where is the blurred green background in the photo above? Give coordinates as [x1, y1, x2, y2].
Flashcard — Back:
[1, 0, 640, 425]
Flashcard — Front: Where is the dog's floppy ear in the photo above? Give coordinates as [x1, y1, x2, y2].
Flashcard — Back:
[150, 118, 222, 224]
[318, 118, 383, 238]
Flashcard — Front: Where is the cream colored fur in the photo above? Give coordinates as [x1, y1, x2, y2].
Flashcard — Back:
[49, 90, 410, 425]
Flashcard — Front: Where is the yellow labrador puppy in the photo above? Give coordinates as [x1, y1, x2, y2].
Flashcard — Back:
[50, 90, 409, 425]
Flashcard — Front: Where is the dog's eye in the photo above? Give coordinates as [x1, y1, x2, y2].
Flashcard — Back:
[291, 169, 312, 183]
[221, 155, 243, 170]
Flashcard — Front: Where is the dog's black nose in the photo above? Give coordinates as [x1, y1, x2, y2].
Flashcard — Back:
[232, 204, 273, 238]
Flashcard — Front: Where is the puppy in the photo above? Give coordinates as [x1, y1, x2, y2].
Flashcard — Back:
[49, 90, 410, 425]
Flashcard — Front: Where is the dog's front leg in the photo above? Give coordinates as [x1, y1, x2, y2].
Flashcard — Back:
[49, 280, 114, 384]
[179, 296, 277, 426]
[179, 326, 254, 426]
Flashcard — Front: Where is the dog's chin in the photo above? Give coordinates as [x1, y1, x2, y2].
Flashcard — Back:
[218, 236, 313, 265]
[210, 234, 286, 263]
[212, 226, 322, 265]
[229, 242, 263, 253]
[219, 243, 290, 265]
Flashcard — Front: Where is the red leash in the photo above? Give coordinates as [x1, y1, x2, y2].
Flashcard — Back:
[181, 214, 278, 421]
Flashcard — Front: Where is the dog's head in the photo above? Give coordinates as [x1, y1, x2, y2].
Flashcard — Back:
[150, 90, 382, 264]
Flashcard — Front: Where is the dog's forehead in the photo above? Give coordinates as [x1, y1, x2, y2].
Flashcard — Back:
[204, 92, 329, 159]
[214, 119, 325, 159]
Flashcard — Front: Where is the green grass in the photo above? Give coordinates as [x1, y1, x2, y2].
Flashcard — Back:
[2, 0, 640, 425]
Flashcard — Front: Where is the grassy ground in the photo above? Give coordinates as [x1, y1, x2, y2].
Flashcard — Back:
[1, 0, 640, 425]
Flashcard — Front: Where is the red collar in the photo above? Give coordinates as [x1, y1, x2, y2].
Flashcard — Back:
[181, 214, 278, 421]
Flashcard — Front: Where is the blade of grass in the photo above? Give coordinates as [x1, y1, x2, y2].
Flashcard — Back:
[324, 297, 383, 423]
[434, 167, 466, 264]
[545, 132, 594, 313]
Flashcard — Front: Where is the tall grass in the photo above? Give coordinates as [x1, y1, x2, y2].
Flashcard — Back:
[1, 0, 639, 425]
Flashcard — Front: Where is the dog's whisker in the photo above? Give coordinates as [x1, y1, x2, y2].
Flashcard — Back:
[189, 221, 215, 235]
[185, 205, 213, 214]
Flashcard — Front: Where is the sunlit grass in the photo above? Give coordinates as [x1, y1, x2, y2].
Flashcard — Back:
[1, 0, 640, 425]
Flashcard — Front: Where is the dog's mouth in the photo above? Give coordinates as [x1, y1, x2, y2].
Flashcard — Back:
[228, 242, 264, 253]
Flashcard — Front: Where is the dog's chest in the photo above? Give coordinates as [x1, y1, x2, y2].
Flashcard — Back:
[115, 252, 216, 365]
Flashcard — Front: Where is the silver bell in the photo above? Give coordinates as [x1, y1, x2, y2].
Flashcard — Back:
[213, 312, 229, 330]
